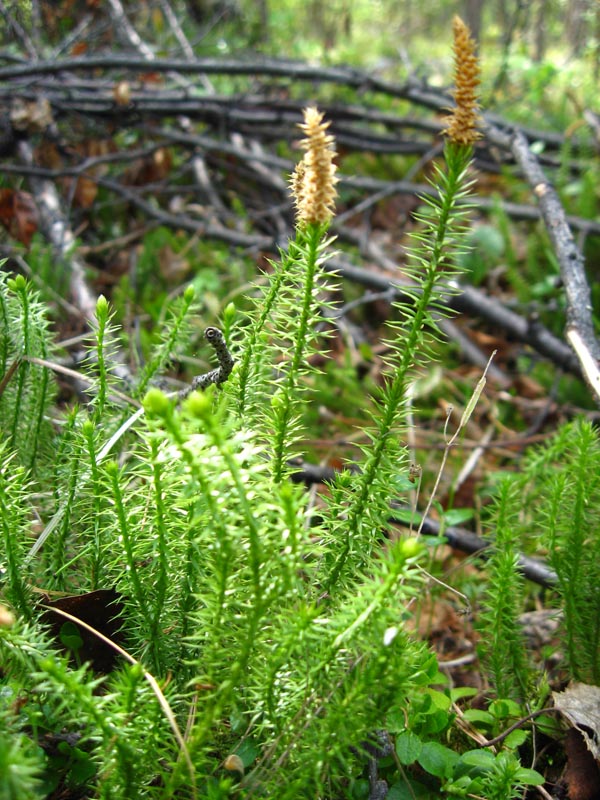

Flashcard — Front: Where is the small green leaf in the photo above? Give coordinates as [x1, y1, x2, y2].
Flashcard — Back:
[350, 778, 370, 798]
[70, 755, 96, 785]
[387, 779, 431, 799]
[489, 698, 522, 720]
[426, 688, 451, 711]
[504, 729, 528, 749]
[534, 713, 562, 738]
[514, 767, 545, 785]
[395, 731, 423, 765]
[460, 749, 495, 769]
[445, 774, 476, 793]
[425, 711, 450, 734]
[418, 741, 460, 778]
[59, 622, 83, 652]
[423, 653, 442, 681]
[462, 709, 495, 727]
[450, 687, 478, 702]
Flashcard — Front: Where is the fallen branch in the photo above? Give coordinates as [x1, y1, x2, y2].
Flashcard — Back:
[508, 129, 600, 402]
[15, 140, 98, 323]
[288, 459, 557, 588]
[329, 260, 582, 377]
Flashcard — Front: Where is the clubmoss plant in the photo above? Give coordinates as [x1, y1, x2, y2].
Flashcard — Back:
[474, 417, 600, 698]
[0, 445, 34, 619]
[477, 477, 532, 701]
[540, 419, 600, 684]
[233, 106, 339, 483]
[323, 14, 482, 592]
[0, 19, 559, 800]
[0, 271, 54, 473]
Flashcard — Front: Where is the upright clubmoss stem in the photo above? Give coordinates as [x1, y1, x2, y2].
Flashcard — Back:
[271, 108, 338, 483]
[271, 224, 324, 483]
[149, 437, 169, 666]
[0, 455, 31, 619]
[94, 295, 109, 418]
[107, 461, 148, 620]
[236, 266, 286, 418]
[82, 419, 103, 587]
[326, 18, 482, 592]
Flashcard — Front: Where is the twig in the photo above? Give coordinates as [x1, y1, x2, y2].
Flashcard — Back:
[567, 328, 600, 402]
[288, 459, 557, 588]
[0, 55, 377, 83]
[25, 355, 139, 408]
[51, 14, 93, 59]
[106, 0, 155, 59]
[158, 0, 195, 61]
[15, 140, 98, 322]
[0, 358, 21, 399]
[0, 54, 593, 154]
[479, 708, 560, 748]
[509, 130, 600, 402]
[0, 5, 38, 59]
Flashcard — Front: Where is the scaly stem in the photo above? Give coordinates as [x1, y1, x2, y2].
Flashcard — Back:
[271, 223, 325, 483]
[327, 144, 473, 592]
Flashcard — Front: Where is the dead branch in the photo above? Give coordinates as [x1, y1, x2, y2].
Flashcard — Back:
[289, 460, 557, 589]
[0, 54, 591, 156]
[329, 260, 582, 377]
[14, 141, 134, 389]
[15, 139, 98, 323]
[506, 128, 600, 402]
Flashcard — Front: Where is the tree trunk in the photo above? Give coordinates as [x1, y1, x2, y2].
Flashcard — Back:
[566, 0, 591, 56]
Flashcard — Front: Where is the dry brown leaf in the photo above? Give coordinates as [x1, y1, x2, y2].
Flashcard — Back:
[554, 682, 600, 761]
[73, 176, 99, 208]
[0, 189, 39, 246]
[124, 148, 173, 186]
